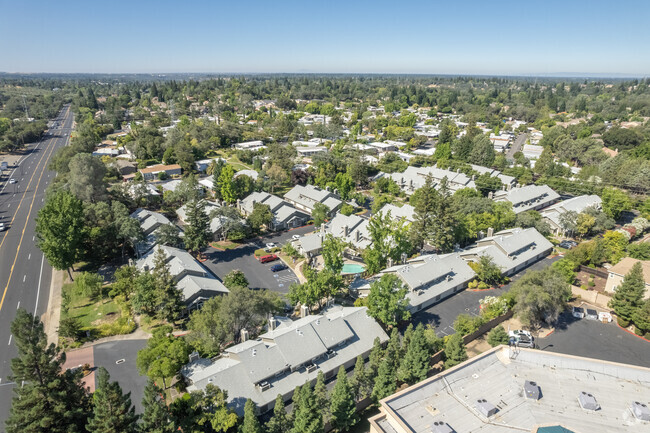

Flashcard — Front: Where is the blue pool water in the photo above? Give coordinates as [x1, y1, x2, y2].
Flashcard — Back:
[341, 264, 365, 274]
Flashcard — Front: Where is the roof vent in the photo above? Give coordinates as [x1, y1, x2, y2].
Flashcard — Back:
[475, 399, 497, 417]
[630, 401, 650, 421]
[524, 380, 541, 400]
[431, 421, 454, 433]
[578, 391, 600, 411]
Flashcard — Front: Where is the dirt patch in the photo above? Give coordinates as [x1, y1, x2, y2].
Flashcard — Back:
[91, 310, 119, 327]
[575, 270, 607, 292]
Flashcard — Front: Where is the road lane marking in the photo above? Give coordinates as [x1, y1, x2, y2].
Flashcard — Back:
[22, 275, 26, 283]
[16, 301, 19, 310]
[34, 254, 45, 318]
[0, 117, 63, 313]
[8, 335, 12, 345]
[28, 253, 31, 260]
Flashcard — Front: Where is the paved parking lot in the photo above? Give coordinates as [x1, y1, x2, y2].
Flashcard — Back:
[93, 339, 148, 413]
[202, 225, 315, 294]
[539, 312, 650, 368]
[412, 256, 560, 336]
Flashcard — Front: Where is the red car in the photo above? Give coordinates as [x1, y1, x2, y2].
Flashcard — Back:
[259, 254, 279, 263]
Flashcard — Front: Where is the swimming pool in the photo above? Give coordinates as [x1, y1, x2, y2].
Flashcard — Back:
[341, 263, 366, 275]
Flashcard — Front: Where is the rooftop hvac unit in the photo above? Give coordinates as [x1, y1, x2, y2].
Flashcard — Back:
[630, 401, 650, 421]
[188, 351, 200, 363]
[326, 350, 337, 359]
[431, 421, 454, 433]
[300, 305, 310, 318]
[523, 380, 541, 400]
[475, 399, 498, 417]
[306, 364, 317, 373]
[258, 381, 271, 391]
[578, 391, 600, 411]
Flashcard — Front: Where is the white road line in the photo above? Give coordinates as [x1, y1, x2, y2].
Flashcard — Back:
[23, 275, 26, 283]
[34, 254, 45, 317]
[16, 301, 20, 310]
[8, 335, 12, 345]
[28, 253, 31, 260]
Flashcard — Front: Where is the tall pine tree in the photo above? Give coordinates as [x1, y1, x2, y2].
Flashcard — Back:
[397, 324, 430, 385]
[291, 384, 322, 433]
[87, 367, 138, 433]
[313, 371, 330, 423]
[183, 199, 211, 255]
[6, 309, 90, 433]
[265, 395, 290, 433]
[241, 399, 263, 433]
[609, 262, 646, 324]
[349, 355, 371, 401]
[329, 366, 358, 432]
[152, 247, 183, 323]
[372, 357, 397, 403]
[140, 380, 176, 433]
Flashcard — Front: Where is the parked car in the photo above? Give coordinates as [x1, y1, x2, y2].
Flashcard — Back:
[265, 242, 277, 251]
[559, 240, 578, 249]
[9, 178, 16, 184]
[259, 254, 279, 263]
[0, 223, 5, 232]
[291, 234, 301, 240]
[508, 329, 532, 339]
[572, 306, 585, 319]
[270, 263, 287, 272]
[598, 311, 613, 323]
[585, 309, 599, 320]
[510, 334, 535, 348]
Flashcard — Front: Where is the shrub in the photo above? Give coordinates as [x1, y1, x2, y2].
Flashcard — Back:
[617, 317, 630, 327]
[480, 296, 509, 320]
[487, 325, 509, 347]
[634, 327, 645, 336]
[453, 314, 486, 336]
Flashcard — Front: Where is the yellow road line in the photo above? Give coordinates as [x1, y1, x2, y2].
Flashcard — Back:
[0, 110, 69, 313]
[0, 115, 64, 252]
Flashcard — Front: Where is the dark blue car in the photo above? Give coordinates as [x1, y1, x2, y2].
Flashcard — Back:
[270, 263, 287, 272]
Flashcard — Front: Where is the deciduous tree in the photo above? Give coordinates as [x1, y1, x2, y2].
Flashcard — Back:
[366, 274, 411, 328]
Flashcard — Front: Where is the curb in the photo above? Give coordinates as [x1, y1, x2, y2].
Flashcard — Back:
[615, 321, 650, 343]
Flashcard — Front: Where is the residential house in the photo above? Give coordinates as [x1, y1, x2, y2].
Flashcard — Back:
[283, 185, 342, 216]
[541, 195, 602, 235]
[492, 184, 560, 214]
[459, 227, 553, 276]
[488, 133, 511, 152]
[296, 146, 327, 157]
[604, 257, 650, 299]
[130, 208, 179, 256]
[378, 203, 415, 223]
[522, 144, 544, 160]
[176, 200, 246, 241]
[296, 232, 324, 257]
[139, 164, 182, 181]
[181, 306, 388, 415]
[239, 191, 309, 231]
[325, 213, 371, 251]
[195, 158, 225, 173]
[388, 165, 477, 195]
[114, 160, 137, 177]
[233, 140, 267, 151]
[367, 142, 397, 152]
[234, 169, 259, 181]
[136, 245, 228, 311]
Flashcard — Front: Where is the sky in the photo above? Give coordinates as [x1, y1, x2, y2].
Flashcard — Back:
[1, 0, 648, 76]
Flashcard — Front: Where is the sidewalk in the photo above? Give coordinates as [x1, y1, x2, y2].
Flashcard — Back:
[43, 269, 64, 346]
[80, 327, 151, 348]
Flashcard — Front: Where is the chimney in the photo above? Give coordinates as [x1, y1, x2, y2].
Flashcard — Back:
[472, 175, 476, 181]
[325, 185, 330, 192]
[344, 225, 349, 237]
[457, 168, 460, 173]
[487, 227, 494, 237]
[488, 191, 493, 199]
[268, 317, 277, 331]
[188, 351, 200, 363]
[387, 257, 393, 268]
[240, 329, 249, 342]
[236, 198, 241, 210]
[516, 183, 521, 189]
[321, 223, 325, 234]
[507, 183, 512, 191]
[300, 305, 310, 318]
[355, 230, 360, 242]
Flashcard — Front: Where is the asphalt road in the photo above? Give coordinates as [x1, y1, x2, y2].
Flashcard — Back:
[0, 105, 73, 428]
[203, 225, 315, 293]
[506, 133, 527, 161]
[540, 312, 650, 368]
[93, 339, 149, 414]
[412, 255, 560, 336]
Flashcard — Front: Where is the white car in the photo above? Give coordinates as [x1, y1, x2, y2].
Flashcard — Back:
[508, 329, 532, 339]
[265, 242, 277, 250]
[0, 223, 5, 231]
[291, 234, 301, 241]
[9, 179, 16, 184]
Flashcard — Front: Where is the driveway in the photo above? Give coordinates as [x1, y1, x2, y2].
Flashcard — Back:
[506, 133, 527, 161]
[539, 312, 650, 368]
[412, 255, 560, 336]
[93, 339, 148, 413]
[202, 225, 315, 294]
